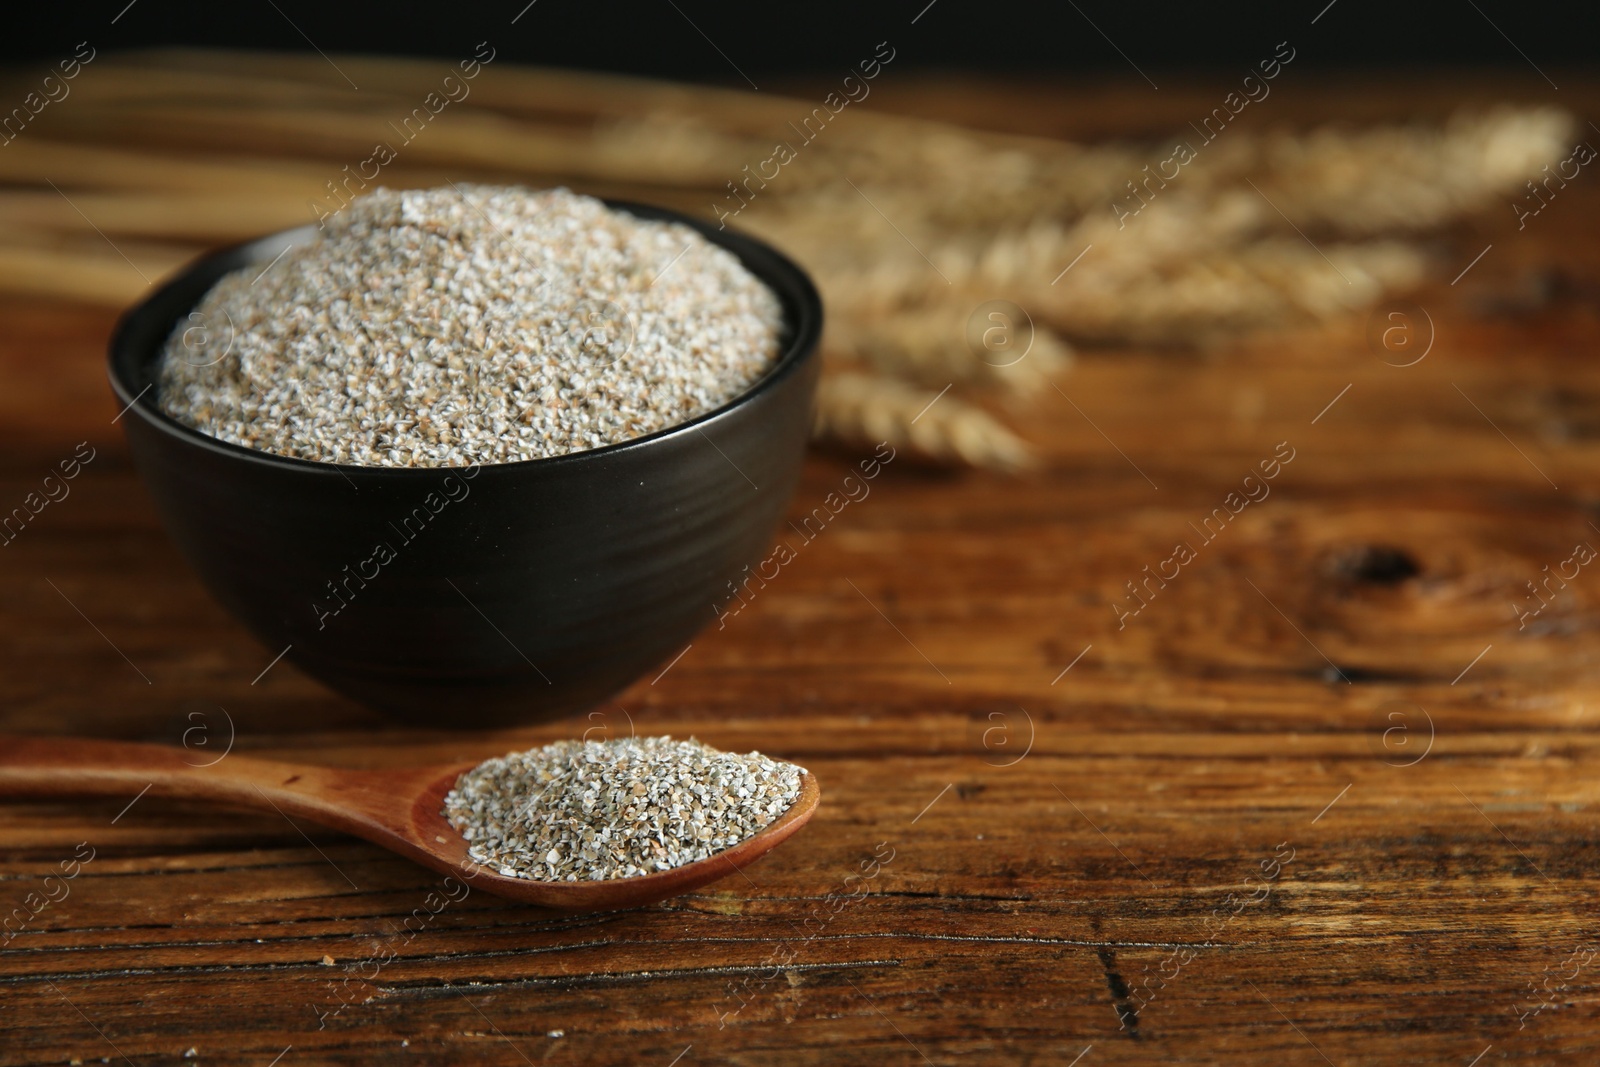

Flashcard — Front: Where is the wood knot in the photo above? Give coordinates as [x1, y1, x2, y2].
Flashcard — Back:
[1326, 544, 1420, 585]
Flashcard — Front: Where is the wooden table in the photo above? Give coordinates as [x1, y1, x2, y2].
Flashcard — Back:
[4, 63, 1600, 1065]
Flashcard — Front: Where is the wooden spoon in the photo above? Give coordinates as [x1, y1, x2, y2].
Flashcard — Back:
[0, 736, 819, 910]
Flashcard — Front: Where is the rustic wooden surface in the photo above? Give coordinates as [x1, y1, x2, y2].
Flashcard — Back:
[3, 51, 1600, 1066]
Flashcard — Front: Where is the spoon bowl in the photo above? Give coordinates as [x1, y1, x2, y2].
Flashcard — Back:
[0, 736, 819, 910]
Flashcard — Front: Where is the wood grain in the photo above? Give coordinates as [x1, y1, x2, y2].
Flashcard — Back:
[2, 54, 1600, 1065]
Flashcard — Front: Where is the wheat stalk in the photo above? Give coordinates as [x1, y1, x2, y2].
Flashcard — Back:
[0, 52, 1575, 469]
[813, 372, 1033, 471]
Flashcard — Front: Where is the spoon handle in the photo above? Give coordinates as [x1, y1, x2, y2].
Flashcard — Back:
[0, 735, 404, 839]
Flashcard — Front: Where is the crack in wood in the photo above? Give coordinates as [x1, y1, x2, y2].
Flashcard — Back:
[1096, 948, 1140, 1038]
[0, 930, 1216, 973]
[377, 957, 906, 997]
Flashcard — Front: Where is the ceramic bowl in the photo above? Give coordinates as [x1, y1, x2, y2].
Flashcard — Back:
[108, 202, 822, 725]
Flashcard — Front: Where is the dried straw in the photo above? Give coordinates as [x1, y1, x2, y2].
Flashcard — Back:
[0, 52, 1574, 468]
[813, 372, 1033, 471]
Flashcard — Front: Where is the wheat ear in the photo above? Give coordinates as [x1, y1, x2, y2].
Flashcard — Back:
[813, 371, 1034, 471]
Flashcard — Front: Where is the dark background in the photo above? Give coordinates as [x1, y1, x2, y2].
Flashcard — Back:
[3, 0, 1593, 82]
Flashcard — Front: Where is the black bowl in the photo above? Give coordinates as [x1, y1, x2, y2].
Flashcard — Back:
[108, 202, 822, 726]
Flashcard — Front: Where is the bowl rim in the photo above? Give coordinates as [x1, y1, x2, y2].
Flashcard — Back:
[107, 196, 824, 477]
